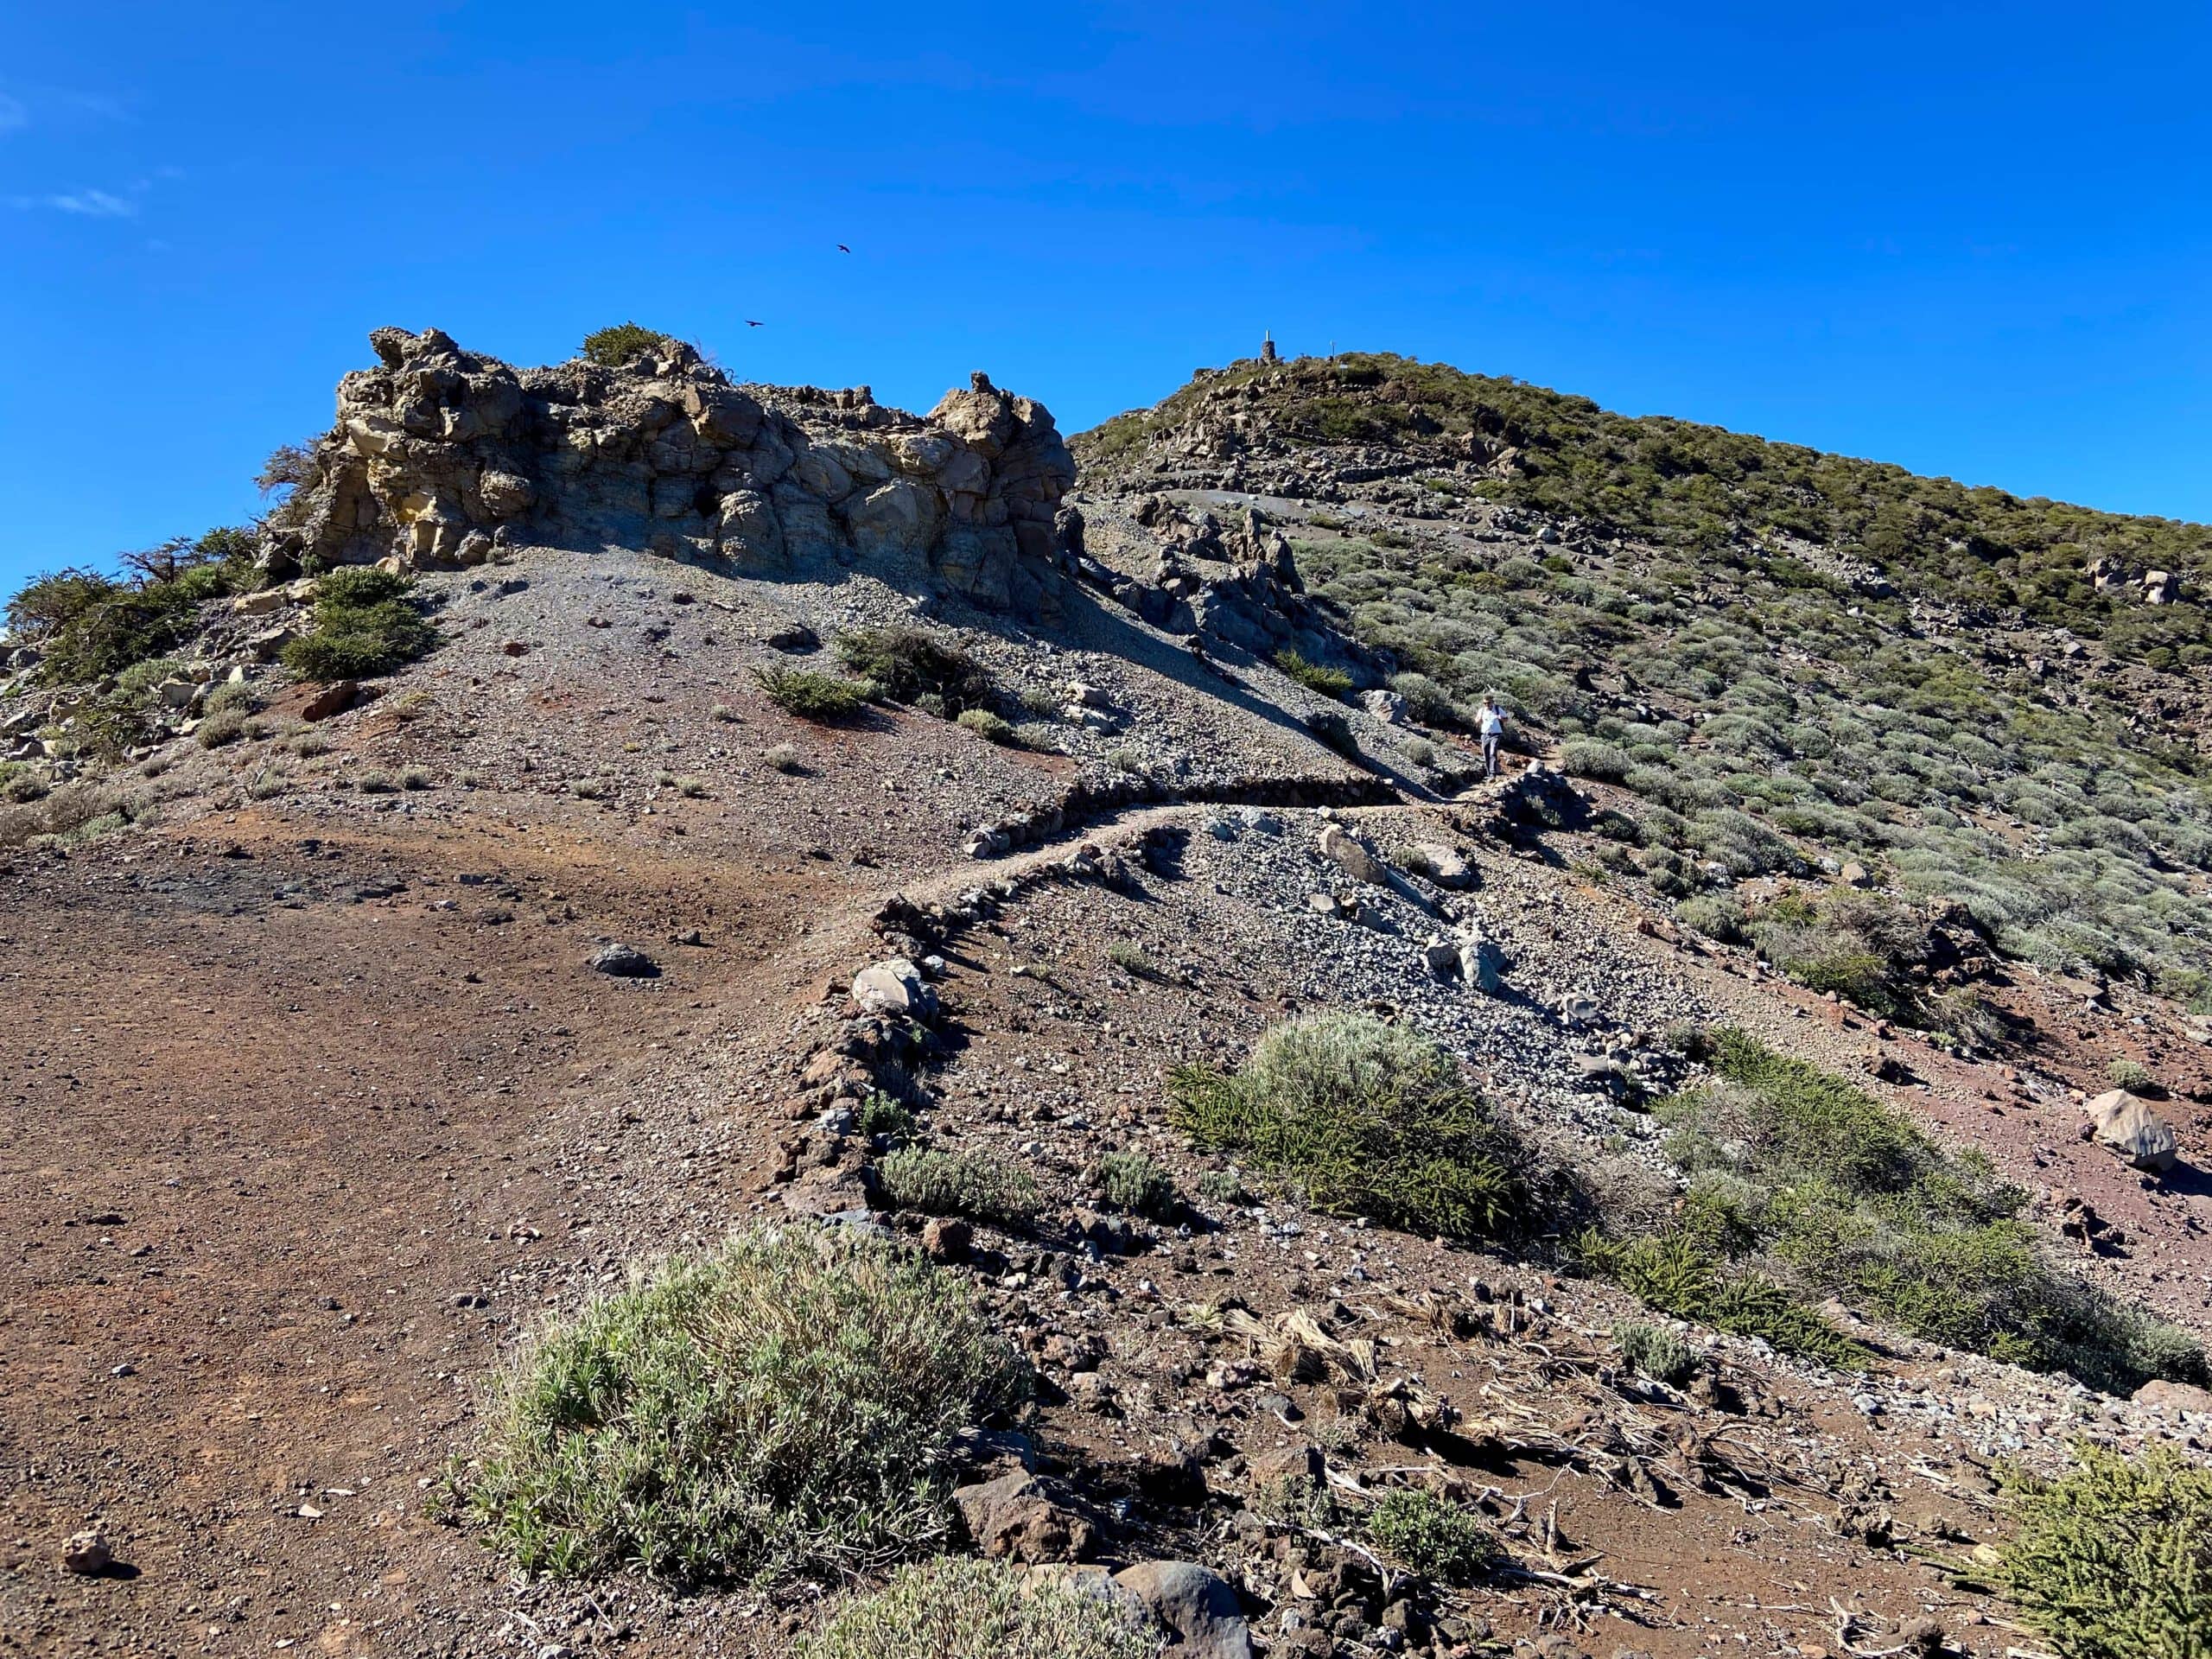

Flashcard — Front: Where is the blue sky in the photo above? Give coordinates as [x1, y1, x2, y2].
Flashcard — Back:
[3, 3, 2208, 590]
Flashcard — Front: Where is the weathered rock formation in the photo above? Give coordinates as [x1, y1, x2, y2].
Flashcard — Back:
[1079, 493, 1373, 674]
[264, 327, 1078, 616]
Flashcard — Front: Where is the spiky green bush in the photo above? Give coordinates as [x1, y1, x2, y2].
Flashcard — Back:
[1613, 1320, 1704, 1388]
[581, 322, 672, 367]
[283, 567, 435, 681]
[836, 626, 993, 712]
[1999, 1445, 2212, 1659]
[458, 1226, 1030, 1586]
[752, 665, 870, 721]
[1169, 1012, 1526, 1241]
[1637, 1030, 2207, 1392]
[1088, 1150, 1178, 1219]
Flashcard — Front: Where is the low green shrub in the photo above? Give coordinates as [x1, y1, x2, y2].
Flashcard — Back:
[1087, 1150, 1178, 1219]
[799, 1556, 1154, 1659]
[1274, 649, 1353, 701]
[1365, 1488, 1500, 1586]
[956, 708, 1015, 745]
[1675, 893, 1746, 943]
[2107, 1058, 2155, 1093]
[457, 1226, 1029, 1586]
[1998, 1444, 2212, 1659]
[1613, 1320, 1703, 1388]
[1169, 1012, 1527, 1241]
[1560, 738, 1633, 783]
[581, 322, 671, 367]
[877, 1147, 1041, 1227]
[836, 626, 992, 712]
[197, 708, 249, 749]
[753, 665, 869, 721]
[1644, 1031, 2207, 1392]
[765, 742, 804, 772]
[283, 567, 435, 681]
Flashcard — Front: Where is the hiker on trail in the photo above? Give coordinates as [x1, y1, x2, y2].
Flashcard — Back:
[1478, 696, 1505, 779]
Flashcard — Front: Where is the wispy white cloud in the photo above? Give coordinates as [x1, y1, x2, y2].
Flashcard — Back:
[0, 93, 28, 134]
[10, 188, 139, 217]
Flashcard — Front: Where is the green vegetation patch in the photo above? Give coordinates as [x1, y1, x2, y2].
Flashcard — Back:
[1998, 1444, 2212, 1659]
[1169, 1011, 1527, 1241]
[752, 664, 870, 721]
[836, 626, 993, 713]
[457, 1226, 1030, 1586]
[799, 1555, 1154, 1659]
[1274, 648, 1354, 701]
[1087, 1149, 1178, 1219]
[283, 567, 436, 681]
[16, 529, 261, 688]
[876, 1147, 1041, 1227]
[1638, 1030, 2206, 1392]
[581, 322, 673, 367]
[1364, 1488, 1501, 1586]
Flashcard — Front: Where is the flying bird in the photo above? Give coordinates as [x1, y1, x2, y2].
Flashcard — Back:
[747, 320, 765, 327]
[836, 244, 851, 253]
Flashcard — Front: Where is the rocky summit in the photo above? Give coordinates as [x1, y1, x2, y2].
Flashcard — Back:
[3, 330, 2211, 1659]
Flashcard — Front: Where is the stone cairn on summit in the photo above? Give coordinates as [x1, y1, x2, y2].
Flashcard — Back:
[263, 327, 1081, 617]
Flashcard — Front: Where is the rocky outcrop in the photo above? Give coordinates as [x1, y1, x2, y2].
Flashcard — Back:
[1077, 494, 1373, 672]
[263, 328, 1077, 617]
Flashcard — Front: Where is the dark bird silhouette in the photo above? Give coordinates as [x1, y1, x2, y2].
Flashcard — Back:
[747, 320, 765, 327]
[836, 244, 851, 253]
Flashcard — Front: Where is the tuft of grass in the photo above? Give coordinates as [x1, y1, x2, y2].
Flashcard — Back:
[1365, 1488, 1501, 1586]
[357, 770, 396, 794]
[765, 742, 804, 773]
[456, 1226, 1030, 1586]
[1087, 1150, 1178, 1220]
[753, 664, 869, 721]
[675, 775, 709, 798]
[798, 1556, 1154, 1659]
[710, 701, 740, 723]
[1274, 648, 1353, 701]
[1105, 938, 1169, 981]
[1168, 1011, 1527, 1242]
[1998, 1444, 2212, 1659]
[2107, 1058, 2155, 1094]
[877, 1147, 1041, 1228]
[283, 567, 436, 682]
[836, 626, 992, 712]
[955, 708, 1015, 745]
[1612, 1320, 1704, 1388]
[400, 766, 433, 791]
[581, 322, 672, 368]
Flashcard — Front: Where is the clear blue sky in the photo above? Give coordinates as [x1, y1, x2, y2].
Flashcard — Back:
[3, 3, 2208, 589]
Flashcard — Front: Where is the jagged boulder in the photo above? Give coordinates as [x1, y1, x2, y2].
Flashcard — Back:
[262, 332, 1077, 617]
[2087, 1089, 2179, 1173]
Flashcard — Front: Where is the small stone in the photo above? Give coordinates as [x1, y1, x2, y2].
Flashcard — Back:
[587, 943, 659, 978]
[60, 1529, 111, 1575]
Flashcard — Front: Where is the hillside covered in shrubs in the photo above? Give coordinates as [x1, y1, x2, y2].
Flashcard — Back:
[1077, 354, 2212, 1012]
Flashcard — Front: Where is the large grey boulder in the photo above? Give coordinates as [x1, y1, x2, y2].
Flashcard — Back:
[1111, 1560, 1251, 1659]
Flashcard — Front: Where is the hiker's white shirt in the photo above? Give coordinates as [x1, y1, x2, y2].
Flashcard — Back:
[1478, 709, 1503, 737]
